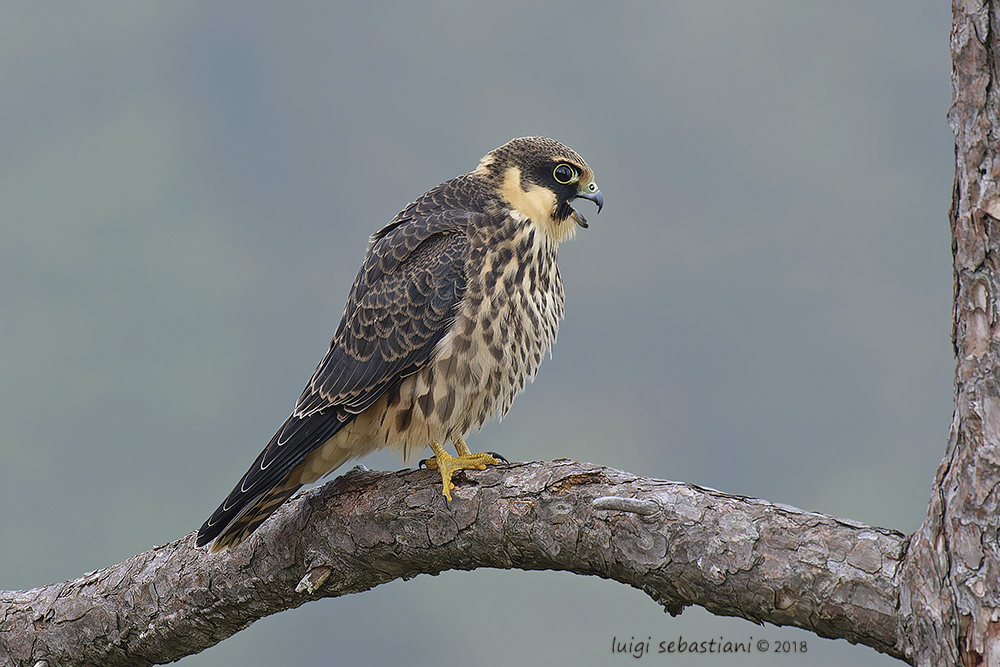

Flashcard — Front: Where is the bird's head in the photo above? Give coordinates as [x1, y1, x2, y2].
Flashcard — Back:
[477, 137, 602, 239]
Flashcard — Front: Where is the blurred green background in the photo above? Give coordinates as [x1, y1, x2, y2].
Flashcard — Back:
[1, 2, 952, 665]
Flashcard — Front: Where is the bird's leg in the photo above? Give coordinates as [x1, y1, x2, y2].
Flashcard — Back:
[422, 438, 500, 501]
[453, 436, 509, 464]
[453, 436, 474, 458]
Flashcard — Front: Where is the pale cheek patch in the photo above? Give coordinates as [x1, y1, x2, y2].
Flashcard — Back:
[500, 167, 577, 244]
[501, 168, 554, 220]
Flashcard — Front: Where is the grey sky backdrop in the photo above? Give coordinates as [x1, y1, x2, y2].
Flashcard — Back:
[1, 3, 953, 666]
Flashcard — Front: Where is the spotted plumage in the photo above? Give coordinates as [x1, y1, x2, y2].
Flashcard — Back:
[196, 137, 602, 552]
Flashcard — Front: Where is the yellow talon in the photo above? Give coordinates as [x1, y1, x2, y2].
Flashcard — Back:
[427, 440, 499, 501]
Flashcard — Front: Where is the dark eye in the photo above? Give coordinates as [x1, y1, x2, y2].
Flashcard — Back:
[553, 164, 578, 184]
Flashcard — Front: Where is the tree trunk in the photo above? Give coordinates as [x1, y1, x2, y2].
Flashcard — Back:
[2, 2, 999, 665]
[895, 2, 1000, 664]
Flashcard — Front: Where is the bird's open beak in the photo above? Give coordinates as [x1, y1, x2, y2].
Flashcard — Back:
[572, 184, 603, 228]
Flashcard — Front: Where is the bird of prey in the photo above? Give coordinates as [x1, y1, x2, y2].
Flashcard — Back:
[196, 137, 602, 552]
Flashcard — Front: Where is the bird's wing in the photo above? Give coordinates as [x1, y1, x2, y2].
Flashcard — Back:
[196, 199, 475, 550]
[297, 208, 473, 420]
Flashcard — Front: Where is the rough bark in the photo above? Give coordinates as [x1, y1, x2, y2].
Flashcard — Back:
[1, 461, 907, 667]
[895, 1, 1000, 665]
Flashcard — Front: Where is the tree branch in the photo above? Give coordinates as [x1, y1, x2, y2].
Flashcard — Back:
[1, 460, 908, 667]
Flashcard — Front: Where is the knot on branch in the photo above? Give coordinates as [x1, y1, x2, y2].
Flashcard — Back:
[592, 496, 661, 517]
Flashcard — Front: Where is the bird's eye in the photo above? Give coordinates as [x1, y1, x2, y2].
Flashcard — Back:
[553, 164, 578, 184]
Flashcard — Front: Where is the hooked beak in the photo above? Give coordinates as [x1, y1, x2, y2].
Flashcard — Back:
[572, 185, 603, 228]
[575, 187, 604, 214]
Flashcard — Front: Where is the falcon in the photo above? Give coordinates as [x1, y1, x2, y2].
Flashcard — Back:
[196, 137, 602, 552]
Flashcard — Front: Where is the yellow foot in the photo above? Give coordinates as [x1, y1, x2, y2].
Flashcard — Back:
[422, 440, 502, 501]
